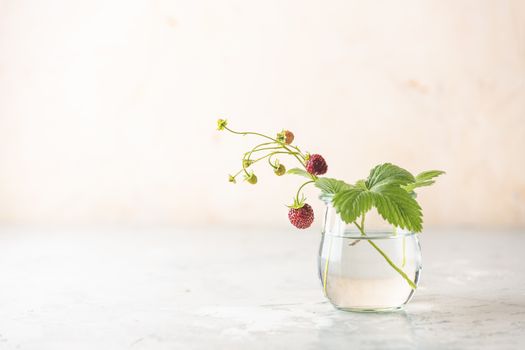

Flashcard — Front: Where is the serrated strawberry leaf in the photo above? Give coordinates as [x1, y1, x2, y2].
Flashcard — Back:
[403, 170, 445, 192]
[332, 163, 424, 232]
[315, 177, 353, 201]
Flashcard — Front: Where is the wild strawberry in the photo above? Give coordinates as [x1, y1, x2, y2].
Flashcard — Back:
[277, 130, 294, 144]
[274, 164, 286, 176]
[284, 130, 294, 144]
[288, 203, 314, 229]
[306, 154, 327, 175]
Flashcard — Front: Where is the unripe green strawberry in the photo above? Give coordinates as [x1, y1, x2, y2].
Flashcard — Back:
[274, 164, 286, 176]
[244, 172, 257, 184]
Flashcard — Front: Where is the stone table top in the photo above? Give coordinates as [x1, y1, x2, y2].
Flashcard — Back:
[0, 227, 523, 349]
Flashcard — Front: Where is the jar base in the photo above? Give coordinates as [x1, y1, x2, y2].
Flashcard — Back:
[332, 304, 405, 313]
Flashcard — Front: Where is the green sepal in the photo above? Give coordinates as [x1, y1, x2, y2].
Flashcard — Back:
[216, 119, 228, 131]
[287, 194, 306, 209]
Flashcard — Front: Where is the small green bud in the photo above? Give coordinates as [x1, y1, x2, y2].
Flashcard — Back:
[244, 172, 257, 184]
[217, 119, 228, 131]
[304, 152, 311, 161]
[242, 159, 253, 168]
[276, 131, 286, 143]
[228, 174, 236, 184]
[274, 164, 286, 176]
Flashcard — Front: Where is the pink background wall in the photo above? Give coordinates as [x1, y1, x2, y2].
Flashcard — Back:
[0, 0, 524, 228]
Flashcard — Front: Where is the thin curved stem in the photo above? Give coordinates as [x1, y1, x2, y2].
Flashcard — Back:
[245, 146, 282, 155]
[232, 169, 244, 178]
[288, 145, 306, 160]
[352, 220, 416, 290]
[322, 235, 333, 295]
[295, 180, 315, 203]
[224, 127, 276, 142]
[251, 151, 297, 164]
[245, 142, 274, 158]
[232, 151, 301, 178]
[225, 126, 307, 170]
[368, 240, 416, 289]
[242, 142, 275, 175]
[267, 153, 277, 168]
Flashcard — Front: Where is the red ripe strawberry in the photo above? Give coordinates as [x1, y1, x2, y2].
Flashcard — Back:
[288, 203, 314, 229]
[306, 154, 328, 175]
[284, 130, 294, 144]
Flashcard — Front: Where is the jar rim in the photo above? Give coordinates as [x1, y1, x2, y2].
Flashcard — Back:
[323, 230, 417, 239]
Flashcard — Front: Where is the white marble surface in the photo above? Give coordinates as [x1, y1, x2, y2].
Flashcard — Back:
[0, 227, 524, 349]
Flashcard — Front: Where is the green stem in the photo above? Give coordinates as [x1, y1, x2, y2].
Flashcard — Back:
[245, 142, 274, 158]
[352, 220, 416, 290]
[224, 127, 276, 142]
[242, 142, 275, 175]
[245, 146, 282, 155]
[232, 169, 244, 178]
[368, 240, 416, 289]
[349, 215, 366, 246]
[288, 145, 306, 160]
[392, 226, 406, 267]
[295, 180, 315, 203]
[322, 234, 333, 295]
[268, 153, 277, 168]
[251, 151, 298, 164]
[225, 126, 307, 170]
[232, 151, 301, 179]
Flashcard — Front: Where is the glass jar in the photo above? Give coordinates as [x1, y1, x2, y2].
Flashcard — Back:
[318, 201, 422, 312]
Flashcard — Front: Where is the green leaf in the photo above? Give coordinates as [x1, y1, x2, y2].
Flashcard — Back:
[416, 170, 445, 182]
[286, 168, 312, 179]
[403, 170, 445, 192]
[369, 186, 422, 232]
[332, 163, 423, 232]
[333, 187, 374, 223]
[366, 163, 415, 189]
[315, 177, 352, 201]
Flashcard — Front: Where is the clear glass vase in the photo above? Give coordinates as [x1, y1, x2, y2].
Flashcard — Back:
[318, 201, 422, 312]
